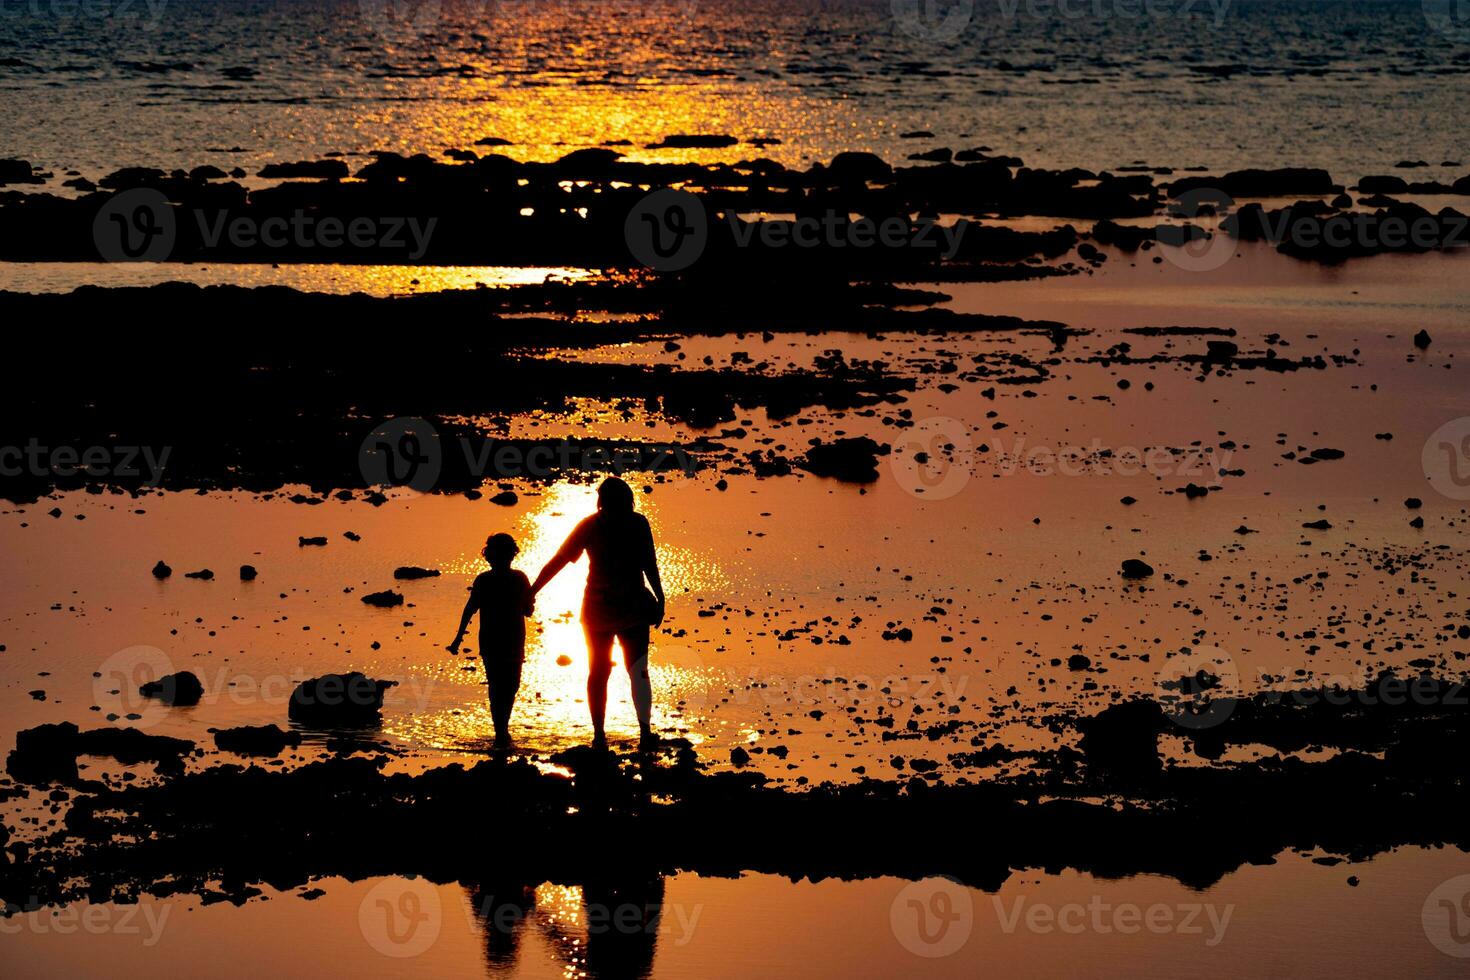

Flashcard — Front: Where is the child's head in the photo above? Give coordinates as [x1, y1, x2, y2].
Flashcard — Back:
[482, 532, 518, 567]
[596, 476, 635, 514]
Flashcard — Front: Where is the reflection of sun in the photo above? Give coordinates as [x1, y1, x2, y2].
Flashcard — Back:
[387, 480, 728, 754]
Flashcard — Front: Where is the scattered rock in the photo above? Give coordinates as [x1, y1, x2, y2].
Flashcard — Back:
[213, 725, 302, 756]
[151, 560, 172, 579]
[361, 590, 404, 608]
[1120, 559, 1154, 579]
[139, 671, 205, 707]
[393, 566, 440, 580]
[288, 672, 398, 727]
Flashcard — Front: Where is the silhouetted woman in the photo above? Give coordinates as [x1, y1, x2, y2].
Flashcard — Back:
[530, 477, 664, 750]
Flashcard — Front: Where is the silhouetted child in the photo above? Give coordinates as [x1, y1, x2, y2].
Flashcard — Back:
[448, 533, 533, 748]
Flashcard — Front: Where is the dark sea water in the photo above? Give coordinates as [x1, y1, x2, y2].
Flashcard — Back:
[0, 0, 1467, 182]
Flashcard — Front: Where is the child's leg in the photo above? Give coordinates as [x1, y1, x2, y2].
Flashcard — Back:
[584, 627, 616, 739]
[489, 657, 523, 738]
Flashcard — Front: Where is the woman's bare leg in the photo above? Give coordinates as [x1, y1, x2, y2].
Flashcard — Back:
[585, 627, 615, 742]
[619, 628, 653, 738]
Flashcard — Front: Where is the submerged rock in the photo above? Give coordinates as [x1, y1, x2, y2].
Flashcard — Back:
[151, 560, 172, 579]
[288, 672, 397, 727]
[361, 590, 404, 608]
[798, 437, 888, 483]
[213, 725, 302, 756]
[139, 671, 205, 706]
[393, 566, 440, 580]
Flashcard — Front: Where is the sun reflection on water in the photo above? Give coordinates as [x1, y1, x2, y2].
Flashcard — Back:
[385, 480, 728, 755]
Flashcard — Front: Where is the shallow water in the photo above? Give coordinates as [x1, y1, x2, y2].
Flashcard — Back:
[7, 850, 1470, 978]
[4, 243, 1470, 786]
[2, 0, 1468, 182]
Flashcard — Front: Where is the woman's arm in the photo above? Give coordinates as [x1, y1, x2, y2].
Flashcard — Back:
[530, 525, 585, 596]
[642, 521, 665, 625]
[447, 583, 480, 653]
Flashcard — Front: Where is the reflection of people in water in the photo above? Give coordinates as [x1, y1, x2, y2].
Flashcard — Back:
[467, 878, 537, 973]
[448, 532, 534, 748]
[530, 477, 665, 750]
[466, 874, 666, 980]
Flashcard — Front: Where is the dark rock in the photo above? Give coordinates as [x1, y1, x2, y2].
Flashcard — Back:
[646, 134, 739, 149]
[184, 568, 214, 580]
[393, 566, 440, 580]
[240, 564, 258, 580]
[730, 746, 751, 767]
[1067, 654, 1092, 670]
[151, 560, 172, 579]
[1309, 448, 1345, 461]
[825, 152, 892, 184]
[257, 159, 348, 180]
[1120, 558, 1154, 579]
[1358, 175, 1408, 194]
[213, 725, 302, 756]
[490, 490, 518, 506]
[1405, 497, 1423, 509]
[6, 723, 196, 783]
[1169, 168, 1336, 199]
[361, 590, 404, 608]
[299, 536, 328, 546]
[1302, 519, 1333, 530]
[1205, 340, 1238, 363]
[288, 672, 398, 726]
[798, 437, 889, 483]
[1414, 329, 1432, 349]
[1078, 700, 1165, 777]
[140, 671, 205, 706]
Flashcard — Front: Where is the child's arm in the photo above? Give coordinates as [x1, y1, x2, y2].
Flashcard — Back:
[447, 581, 481, 654]
[519, 572, 534, 618]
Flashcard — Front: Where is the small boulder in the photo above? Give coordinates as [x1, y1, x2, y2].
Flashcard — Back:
[393, 566, 440, 580]
[288, 672, 398, 727]
[240, 564, 258, 580]
[151, 560, 173, 579]
[139, 671, 204, 706]
[361, 590, 404, 608]
[213, 725, 302, 756]
[1120, 559, 1154, 579]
